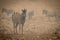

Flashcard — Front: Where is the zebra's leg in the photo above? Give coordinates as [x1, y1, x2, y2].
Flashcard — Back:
[22, 23, 24, 35]
[15, 23, 18, 34]
[13, 23, 16, 34]
[19, 23, 21, 34]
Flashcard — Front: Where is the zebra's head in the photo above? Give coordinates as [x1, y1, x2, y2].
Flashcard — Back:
[22, 9, 27, 16]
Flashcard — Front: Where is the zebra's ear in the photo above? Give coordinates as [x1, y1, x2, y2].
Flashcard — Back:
[22, 9, 27, 12]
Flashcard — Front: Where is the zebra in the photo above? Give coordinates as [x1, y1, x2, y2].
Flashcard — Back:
[12, 9, 27, 34]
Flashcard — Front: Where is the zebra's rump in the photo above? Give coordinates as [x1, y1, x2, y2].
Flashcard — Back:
[12, 13, 20, 23]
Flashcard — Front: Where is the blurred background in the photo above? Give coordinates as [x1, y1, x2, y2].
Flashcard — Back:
[0, 0, 60, 40]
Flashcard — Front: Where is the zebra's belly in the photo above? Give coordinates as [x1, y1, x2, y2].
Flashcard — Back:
[12, 18, 20, 23]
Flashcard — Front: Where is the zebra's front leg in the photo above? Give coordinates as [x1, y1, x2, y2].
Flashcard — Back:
[13, 23, 16, 34]
[22, 23, 24, 35]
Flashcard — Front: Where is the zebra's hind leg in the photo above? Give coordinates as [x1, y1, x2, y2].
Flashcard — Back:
[19, 24, 21, 34]
[15, 23, 18, 34]
[13, 23, 16, 34]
